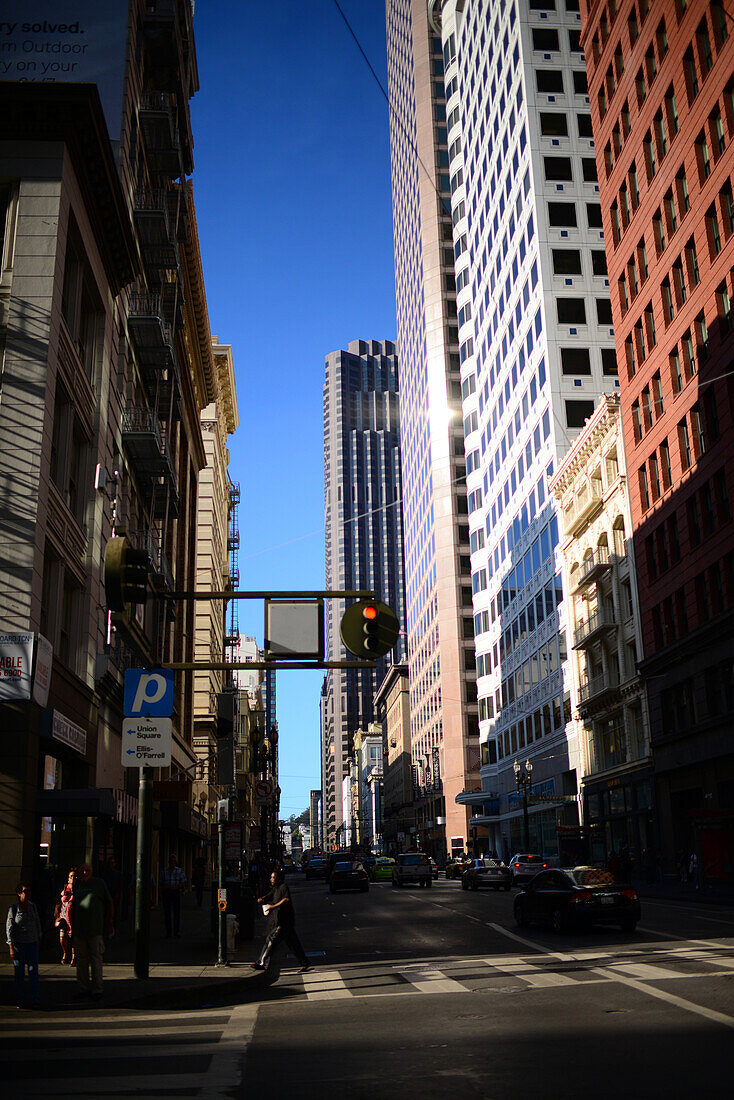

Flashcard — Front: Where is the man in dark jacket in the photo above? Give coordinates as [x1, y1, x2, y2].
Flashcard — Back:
[251, 870, 311, 973]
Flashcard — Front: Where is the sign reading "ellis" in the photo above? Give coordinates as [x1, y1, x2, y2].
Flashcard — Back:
[122, 717, 172, 768]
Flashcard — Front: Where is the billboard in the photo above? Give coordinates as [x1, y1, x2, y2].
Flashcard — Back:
[0, 3, 130, 141]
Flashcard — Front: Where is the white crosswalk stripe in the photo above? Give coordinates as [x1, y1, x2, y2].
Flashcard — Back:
[1, 1007, 233, 1097]
[269, 940, 734, 1004]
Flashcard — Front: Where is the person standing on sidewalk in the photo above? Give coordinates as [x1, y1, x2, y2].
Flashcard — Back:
[72, 863, 114, 1002]
[6, 882, 42, 1009]
[251, 869, 311, 974]
[53, 868, 76, 965]
[160, 853, 187, 938]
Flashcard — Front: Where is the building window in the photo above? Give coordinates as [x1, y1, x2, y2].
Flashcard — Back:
[679, 417, 693, 471]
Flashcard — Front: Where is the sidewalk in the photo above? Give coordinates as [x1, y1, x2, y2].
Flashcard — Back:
[2, 892, 271, 1012]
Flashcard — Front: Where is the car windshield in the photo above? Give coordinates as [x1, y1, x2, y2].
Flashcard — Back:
[567, 868, 616, 887]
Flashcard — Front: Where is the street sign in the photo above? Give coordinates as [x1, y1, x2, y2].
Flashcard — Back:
[255, 779, 274, 800]
[122, 717, 172, 767]
[124, 668, 175, 717]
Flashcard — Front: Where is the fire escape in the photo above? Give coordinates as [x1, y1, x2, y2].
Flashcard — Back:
[226, 482, 241, 661]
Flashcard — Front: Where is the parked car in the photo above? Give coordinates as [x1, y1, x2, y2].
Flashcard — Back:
[329, 859, 370, 893]
[514, 867, 641, 933]
[508, 853, 547, 886]
[304, 857, 328, 880]
[392, 852, 432, 888]
[430, 858, 439, 880]
[373, 857, 395, 881]
[445, 856, 470, 880]
[461, 858, 511, 891]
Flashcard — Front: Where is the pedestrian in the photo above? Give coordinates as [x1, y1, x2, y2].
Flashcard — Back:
[192, 857, 206, 908]
[54, 868, 77, 965]
[102, 857, 123, 925]
[6, 882, 42, 1009]
[72, 862, 114, 1002]
[160, 853, 187, 938]
[689, 851, 699, 890]
[251, 869, 311, 974]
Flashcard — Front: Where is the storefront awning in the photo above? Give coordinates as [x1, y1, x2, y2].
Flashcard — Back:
[36, 788, 116, 818]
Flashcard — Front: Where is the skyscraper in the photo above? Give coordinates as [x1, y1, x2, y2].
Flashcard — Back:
[580, 0, 734, 875]
[322, 340, 405, 848]
[386, 1, 481, 862]
[434, 0, 619, 857]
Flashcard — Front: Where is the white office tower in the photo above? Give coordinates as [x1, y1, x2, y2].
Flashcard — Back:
[436, 0, 618, 858]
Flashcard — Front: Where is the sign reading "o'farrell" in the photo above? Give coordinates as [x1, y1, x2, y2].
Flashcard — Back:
[122, 717, 172, 768]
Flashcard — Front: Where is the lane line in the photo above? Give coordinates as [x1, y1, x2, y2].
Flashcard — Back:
[592, 965, 734, 1030]
[608, 961, 686, 980]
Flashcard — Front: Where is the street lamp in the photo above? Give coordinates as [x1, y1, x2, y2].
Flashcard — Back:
[514, 758, 533, 851]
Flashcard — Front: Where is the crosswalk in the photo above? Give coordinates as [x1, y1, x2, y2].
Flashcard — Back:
[3, 940, 733, 1095]
[275, 940, 734, 1004]
[1, 1006, 239, 1097]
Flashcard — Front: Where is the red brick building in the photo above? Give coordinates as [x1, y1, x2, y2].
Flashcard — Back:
[580, 0, 734, 887]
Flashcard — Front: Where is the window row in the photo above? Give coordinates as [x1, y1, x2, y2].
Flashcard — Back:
[493, 693, 573, 758]
[539, 111, 594, 139]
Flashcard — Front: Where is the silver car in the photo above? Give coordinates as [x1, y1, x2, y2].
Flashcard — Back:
[392, 852, 432, 888]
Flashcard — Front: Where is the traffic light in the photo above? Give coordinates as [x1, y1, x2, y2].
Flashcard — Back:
[340, 599, 400, 660]
[104, 537, 149, 612]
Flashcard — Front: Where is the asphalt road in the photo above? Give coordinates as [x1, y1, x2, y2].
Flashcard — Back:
[3, 874, 734, 1098]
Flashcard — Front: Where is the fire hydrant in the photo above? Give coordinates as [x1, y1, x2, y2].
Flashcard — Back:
[226, 914, 239, 954]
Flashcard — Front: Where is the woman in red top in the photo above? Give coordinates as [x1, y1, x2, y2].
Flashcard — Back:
[54, 868, 76, 965]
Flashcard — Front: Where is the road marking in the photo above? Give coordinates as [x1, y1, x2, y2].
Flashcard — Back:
[198, 1004, 259, 1099]
[608, 961, 685, 980]
[485, 958, 576, 988]
[486, 922, 576, 961]
[398, 968, 467, 995]
[303, 968, 352, 1001]
[592, 966, 734, 1030]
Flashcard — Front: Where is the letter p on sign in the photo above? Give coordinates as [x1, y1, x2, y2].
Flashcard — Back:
[124, 668, 175, 718]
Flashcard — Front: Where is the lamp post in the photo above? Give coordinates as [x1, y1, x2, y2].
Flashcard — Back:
[514, 759, 533, 851]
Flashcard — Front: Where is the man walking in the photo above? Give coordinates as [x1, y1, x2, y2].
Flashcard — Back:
[160, 853, 187, 938]
[251, 869, 311, 973]
[73, 863, 114, 1002]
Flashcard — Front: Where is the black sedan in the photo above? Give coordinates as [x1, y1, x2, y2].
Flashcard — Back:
[329, 859, 370, 893]
[514, 867, 641, 933]
[305, 857, 328, 880]
[461, 858, 511, 891]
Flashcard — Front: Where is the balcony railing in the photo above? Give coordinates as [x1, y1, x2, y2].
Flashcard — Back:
[571, 546, 613, 593]
[578, 671, 620, 706]
[573, 604, 617, 649]
[139, 92, 181, 179]
[127, 293, 175, 371]
[563, 478, 603, 535]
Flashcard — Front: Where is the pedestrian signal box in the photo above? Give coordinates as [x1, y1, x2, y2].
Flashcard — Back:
[340, 600, 400, 659]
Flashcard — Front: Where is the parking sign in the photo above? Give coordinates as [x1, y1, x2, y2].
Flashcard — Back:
[123, 669, 175, 718]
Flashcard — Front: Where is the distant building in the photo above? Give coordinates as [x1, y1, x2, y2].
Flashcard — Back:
[375, 663, 413, 854]
[322, 340, 405, 849]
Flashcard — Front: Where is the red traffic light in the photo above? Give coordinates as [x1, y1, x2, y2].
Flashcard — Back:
[363, 605, 378, 620]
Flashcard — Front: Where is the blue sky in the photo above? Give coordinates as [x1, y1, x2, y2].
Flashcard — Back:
[191, 1, 397, 821]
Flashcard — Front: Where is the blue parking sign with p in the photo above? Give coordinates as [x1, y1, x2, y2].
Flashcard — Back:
[124, 669, 175, 718]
